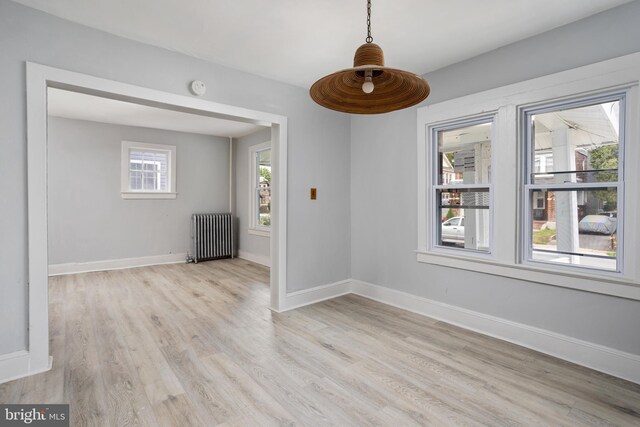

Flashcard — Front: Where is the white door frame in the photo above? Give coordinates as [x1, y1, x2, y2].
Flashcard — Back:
[23, 62, 288, 379]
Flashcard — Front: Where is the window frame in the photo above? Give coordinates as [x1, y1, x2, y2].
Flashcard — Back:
[521, 93, 626, 275]
[417, 54, 640, 301]
[248, 141, 271, 237]
[121, 140, 177, 199]
[429, 115, 496, 257]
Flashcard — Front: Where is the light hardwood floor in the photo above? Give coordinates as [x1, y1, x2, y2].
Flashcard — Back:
[1, 259, 639, 426]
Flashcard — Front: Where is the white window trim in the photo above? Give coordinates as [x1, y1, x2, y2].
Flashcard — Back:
[248, 141, 271, 237]
[121, 140, 177, 199]
[417, 53, 640, 301]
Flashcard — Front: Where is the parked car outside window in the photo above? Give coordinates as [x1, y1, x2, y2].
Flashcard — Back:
[578, 214, 617, 235]
[442, 216, 464, 243]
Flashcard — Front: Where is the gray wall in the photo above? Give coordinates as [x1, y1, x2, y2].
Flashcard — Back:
[351, 1, 640, 355]
[48, 117, 230, 264]
[0, 0, 351, 355]
[233, 128, 272, 263]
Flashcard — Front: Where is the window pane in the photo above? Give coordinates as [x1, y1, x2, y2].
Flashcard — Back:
[257, 188, 271, 226]
[128, 149, 169, 192]
[129, 171, 142, 190]
[130, 160, 142, 171]
[531, 101, 620, 184]
[530, 188, 617, 271]
[158, 173, 168, 191]
[143, 171, 156, 191]
[130, 151, 144, 162]
[258, 149, 271, 188]
[438, 122, 492, 185]
[438, 190, 490, 251]
[259, 165, 271, 186]
[254, 148, 271, 228]
[258, 149, 271, 165]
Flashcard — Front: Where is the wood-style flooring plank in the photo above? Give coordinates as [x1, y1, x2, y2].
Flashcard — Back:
[1, 259, 639, 426]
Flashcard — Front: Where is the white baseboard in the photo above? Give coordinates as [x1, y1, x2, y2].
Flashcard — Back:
[351, 279, 640, 385]
[0, 351, 52, 385]
[277, 279, 352, 312]
[237, 250, 270, 267]
[48, 253, 187, 276]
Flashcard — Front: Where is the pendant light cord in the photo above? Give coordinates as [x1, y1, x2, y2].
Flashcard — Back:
[366, 0, 373, 43]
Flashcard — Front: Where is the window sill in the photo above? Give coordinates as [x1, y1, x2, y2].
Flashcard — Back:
[248, 228, 270, 237]
[121, 192, 177, 200]
[415, 250, 640, 301]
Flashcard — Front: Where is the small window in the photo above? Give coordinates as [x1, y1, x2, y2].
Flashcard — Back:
[524, 95, 623, 272]
[533, 191, 546, 210]
[121, 141, 176, 199]
[249, 142, 271, 236]
[432, 118, 493, 253]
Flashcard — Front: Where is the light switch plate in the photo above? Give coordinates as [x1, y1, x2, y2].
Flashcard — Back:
[310, 188, 317, 200]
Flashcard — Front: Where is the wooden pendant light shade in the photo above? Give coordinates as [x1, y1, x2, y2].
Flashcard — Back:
[353, 43, 385, 67]
[310, 43, 430, 114]
[310, 0, 430, 114]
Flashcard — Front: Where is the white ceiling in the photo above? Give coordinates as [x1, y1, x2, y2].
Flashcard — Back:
[47, 88, 264, 137]
[13, 0, 633, 88]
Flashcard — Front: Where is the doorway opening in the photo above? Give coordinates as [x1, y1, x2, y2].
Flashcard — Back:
[25, 63, 288, 378]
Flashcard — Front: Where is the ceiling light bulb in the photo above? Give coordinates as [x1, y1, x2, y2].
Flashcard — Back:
[362, 76, 374, 94]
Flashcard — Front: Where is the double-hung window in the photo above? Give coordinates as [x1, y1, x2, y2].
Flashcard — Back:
[523, 95, 624, 272]
[121, 141, 177, 199]
[432, 118, 493, 253]
[418, 53, 640, 300]
[248, 142, 271, 236]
